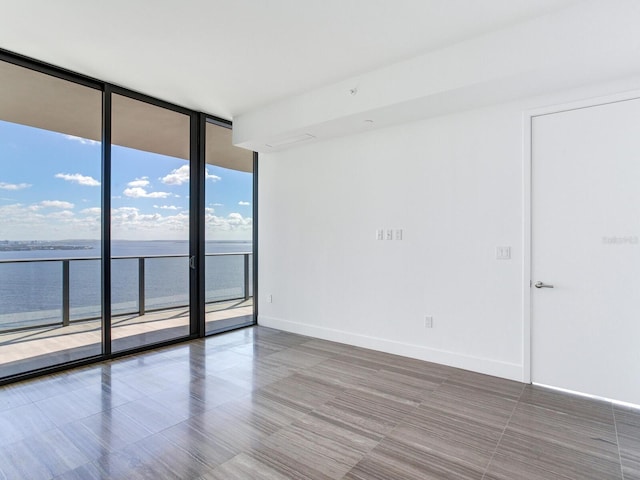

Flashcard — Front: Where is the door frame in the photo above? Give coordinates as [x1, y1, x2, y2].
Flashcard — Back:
[522, 89, 640, 385]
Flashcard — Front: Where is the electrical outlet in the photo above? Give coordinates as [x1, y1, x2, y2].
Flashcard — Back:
[267, 294, 273, 303]
[376, 229, 384, 240]
[395, 229, 403, 240]
[424, 316, 433, 328]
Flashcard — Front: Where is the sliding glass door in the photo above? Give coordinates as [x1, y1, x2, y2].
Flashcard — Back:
[0, 59, 103, 376]
[110, 93, 192, 352]
[0, 51, 256, 383]
[204, 120, 254, 334]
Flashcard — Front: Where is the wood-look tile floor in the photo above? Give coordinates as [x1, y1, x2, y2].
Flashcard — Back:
[0, 326, 638, 480]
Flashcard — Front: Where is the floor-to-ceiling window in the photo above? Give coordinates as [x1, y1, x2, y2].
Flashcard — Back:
[109, 93, 192, 352]
[0, 58, 103, 377]
[0, 52, 256, 384]
[204, 120, 254, 335]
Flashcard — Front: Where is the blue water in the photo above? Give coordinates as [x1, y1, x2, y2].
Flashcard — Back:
[0, 240, 252, 330]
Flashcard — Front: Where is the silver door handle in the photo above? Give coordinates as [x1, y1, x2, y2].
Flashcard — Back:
[534, 281, 554, 289]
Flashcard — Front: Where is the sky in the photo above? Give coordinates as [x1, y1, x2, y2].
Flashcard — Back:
[0, 120, 253, 241]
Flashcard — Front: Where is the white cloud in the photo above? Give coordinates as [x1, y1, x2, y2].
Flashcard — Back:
[123, 187, 171, 198]
[0, 203, 101, 240]
[0, 203, 249, 241]
[238, 201, 250, 206]
[205, 211, 252, 232]
[127, 177, 150, 188]
[0, 182, 31, 190]
[65, 135, 99, 146]
[40, 200, 75, 209]
[206, 169, 221, 182]
[160, 165, 221, 185]
[49, 210, 75, 219]
[227, 213, 250, 226]
[153, 205, 180, 210]
[0, 203, 46, 235]
[112, 207, 162, 225]
[161, 165, 190, 185]
[211, 203, 223, 207]
[80, 207, 101, 216]
[55, 173, 101, 186]
[110, 207, 190, 238]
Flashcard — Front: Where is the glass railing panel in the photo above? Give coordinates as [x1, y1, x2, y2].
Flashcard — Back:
[69, 259, 101, 321]
[145, 256, 189, 311]
[205, 254, 244, 303]
[0, 261, 62, 331]
[248, 254, 254, 298]
[111, 258, 139, 316]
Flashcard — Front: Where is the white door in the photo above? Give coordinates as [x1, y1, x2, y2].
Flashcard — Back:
[532, 97, 640, 406]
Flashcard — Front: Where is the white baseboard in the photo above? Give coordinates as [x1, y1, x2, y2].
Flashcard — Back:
[258, 315, 524, 382]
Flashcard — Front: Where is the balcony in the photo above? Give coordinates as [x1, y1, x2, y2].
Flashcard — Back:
[0, 252, 253, 377]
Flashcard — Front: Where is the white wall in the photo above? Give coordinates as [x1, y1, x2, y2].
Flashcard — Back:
[257, 77, 640, 382]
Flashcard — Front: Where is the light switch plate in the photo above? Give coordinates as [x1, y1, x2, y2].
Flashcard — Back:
[386, 229, 393, 240]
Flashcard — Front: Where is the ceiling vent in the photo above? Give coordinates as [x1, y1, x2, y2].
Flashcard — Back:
[266, 133, 315, 148]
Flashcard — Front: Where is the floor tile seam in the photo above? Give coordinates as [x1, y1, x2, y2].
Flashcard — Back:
[334, 424, 392, 480]
[436, 376, 523, 402]
[496, 425, 623, 457]
[351, 429, 501, 479]
[31, 398, 73, 430]
[480, 382, 526, 480]
[244, 446, 339, 480]
[481, 451, 581, 480]
[356, 392, 428, 455]
[0, 429, 95, 480]
[0, 424, 63, 452]
[483, 388, 621, 480]
[153, 422, 225, 471]
[322, 362, 384, 390]
[110, 399, 180, 435]
[122, 436, 220, 479]
[59, 412, 158, 459]
[517, 395, 617, 420]
[217, 405, 299, 438]
[279, 424, 376, 475]
[613, 403, 627, 480]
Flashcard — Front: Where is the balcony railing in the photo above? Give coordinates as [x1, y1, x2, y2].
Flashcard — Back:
[0, 252, 252, 333]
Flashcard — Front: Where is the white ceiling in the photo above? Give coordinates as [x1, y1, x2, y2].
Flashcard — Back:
[0, 0, 579, 120]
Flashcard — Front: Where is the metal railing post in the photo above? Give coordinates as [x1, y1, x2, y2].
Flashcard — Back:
[62, 260, 70, 327]
[244, 253, 250, 301]
[138, 257, 145, 316]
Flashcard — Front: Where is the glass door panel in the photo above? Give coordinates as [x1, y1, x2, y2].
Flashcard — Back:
[204, 121, 254, 334]
[0, 59, 102, 376]
[110, 94, 191, 352]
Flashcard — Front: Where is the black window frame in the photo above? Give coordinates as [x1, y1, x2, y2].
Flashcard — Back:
[0, 48, 257, 385]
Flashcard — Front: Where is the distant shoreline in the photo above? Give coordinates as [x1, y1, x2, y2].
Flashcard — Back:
[0, 244, 93, 252]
